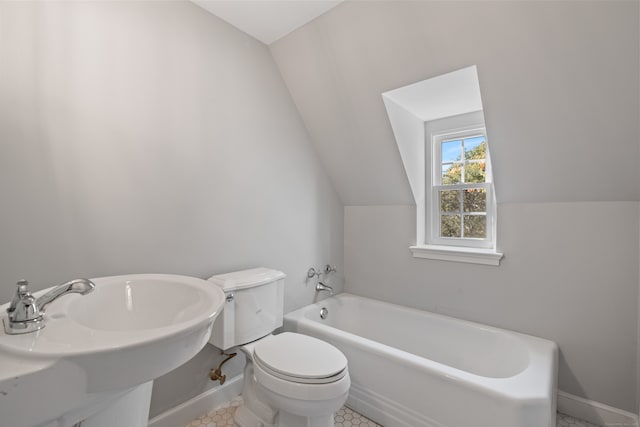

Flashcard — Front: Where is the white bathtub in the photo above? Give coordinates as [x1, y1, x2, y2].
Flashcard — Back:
[284, 293, 558, 427]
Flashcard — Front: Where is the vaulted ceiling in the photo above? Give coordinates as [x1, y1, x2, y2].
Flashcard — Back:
[194, 1, 638, 205]
[191, 1, 343, 44]
[269, 1, 639, 205]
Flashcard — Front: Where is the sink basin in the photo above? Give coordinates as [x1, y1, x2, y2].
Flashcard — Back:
[68, 278, 212, 331]
[0, 274, 225, 427]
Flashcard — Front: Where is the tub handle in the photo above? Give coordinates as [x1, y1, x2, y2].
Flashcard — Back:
[307, 267, 321, 279]
[323, 264, 337, 274]
[307, 265, 337, 279]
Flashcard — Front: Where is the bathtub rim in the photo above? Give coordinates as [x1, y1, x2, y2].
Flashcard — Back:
[284, 292, 558, 403]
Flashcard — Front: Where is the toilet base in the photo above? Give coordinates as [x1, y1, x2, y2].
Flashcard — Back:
[235, 403, 275, 427]
[234, 401, 336, 427]
[277, 410, 335, 427]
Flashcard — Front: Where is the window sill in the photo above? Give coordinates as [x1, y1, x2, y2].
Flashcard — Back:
[410, 245, 503, 266]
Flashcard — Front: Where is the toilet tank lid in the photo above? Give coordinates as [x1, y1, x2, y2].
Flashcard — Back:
[208, 268, 286, 292]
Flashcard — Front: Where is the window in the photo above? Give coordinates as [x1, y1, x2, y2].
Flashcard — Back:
[430, 128, 494, 249]
[382, 65, 503, 265]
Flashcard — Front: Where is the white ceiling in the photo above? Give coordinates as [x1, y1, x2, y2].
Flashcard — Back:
[382, 66, 483, 123]
[191, 0, 344, 45]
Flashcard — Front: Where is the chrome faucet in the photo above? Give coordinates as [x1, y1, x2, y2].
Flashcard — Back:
[315, 281, 334, 296]
[4, 278, 95, 335]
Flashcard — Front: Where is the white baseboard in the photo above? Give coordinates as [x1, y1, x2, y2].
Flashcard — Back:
[346, 382, 444, 427]
[148, 375, 243, 427]
[557, 390, 638, 427]
[147, 380, 639, 427]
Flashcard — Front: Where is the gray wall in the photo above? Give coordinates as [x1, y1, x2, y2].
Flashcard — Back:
[1, 0, 638, 418]
[637, 4, 640, 417]
[345, 203, 638, 412]
[0, 1, 343, 416]
[271, 0, 640, 413]
[270, 1, 640, 206]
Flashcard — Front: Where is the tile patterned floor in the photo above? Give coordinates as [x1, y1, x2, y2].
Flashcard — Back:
[183, 395, 242, 427]
[181, 396, 381, 427]
[333, 406, 381, 427]
[182, 396, 603, 427]
[556, 412, 603, 427]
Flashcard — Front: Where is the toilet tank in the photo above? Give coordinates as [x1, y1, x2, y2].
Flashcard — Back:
[208, 268, 286, 350]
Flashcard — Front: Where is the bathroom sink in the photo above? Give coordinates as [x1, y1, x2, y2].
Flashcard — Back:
[0, 274, 225, 427]
[67, 276, 217, 331]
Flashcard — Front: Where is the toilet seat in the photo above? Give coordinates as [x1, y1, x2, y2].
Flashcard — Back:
[253, 332, 348, 385]
[254, 357, 348, 385]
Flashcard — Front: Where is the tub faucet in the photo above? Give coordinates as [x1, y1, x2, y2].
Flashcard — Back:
[315, 282, 334, 296]
[4, 278, 95, 335]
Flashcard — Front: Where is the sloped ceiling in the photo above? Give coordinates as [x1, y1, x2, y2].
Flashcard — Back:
[191, 0, 343, 44]
[382, 66, 483, 123]
[270, 1, 639, 205]
[382, 65, 484, 204]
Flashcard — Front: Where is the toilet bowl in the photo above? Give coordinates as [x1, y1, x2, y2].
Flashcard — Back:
[237, 333, 349, 427]
[207, 268, 350, 427]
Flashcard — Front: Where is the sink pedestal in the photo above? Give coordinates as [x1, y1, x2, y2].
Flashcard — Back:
[37, 382, 153, 427]
[79, 382, 152, 427]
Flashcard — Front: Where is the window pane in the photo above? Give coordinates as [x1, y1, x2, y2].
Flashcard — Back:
[442, 162, 462, 185]
[463, 189, 486, 212]
[441, 214, 461, 238]
[464, 161, 485, 183]
[464, 136, 486, 160]
[442, 140, 462, 163]
[464, 215, 486, 238]
[440, 190, 460, 212]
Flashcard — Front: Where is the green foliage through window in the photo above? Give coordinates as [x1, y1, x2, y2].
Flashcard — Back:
[442, 139, 486, 185]
[438, 136, 488, 240]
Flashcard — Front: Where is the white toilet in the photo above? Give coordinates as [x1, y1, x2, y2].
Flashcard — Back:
[208, 268, 350, 427]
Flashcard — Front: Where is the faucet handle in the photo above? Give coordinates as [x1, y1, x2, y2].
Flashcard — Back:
[308, 265, 337, 279]
[307, 267, 322, 279]
[9, 280, 31, 312]
[323, 264, 337, 274]
[4, 279, 44, 334]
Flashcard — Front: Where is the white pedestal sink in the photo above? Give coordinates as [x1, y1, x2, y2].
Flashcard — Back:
[0, 274, 225, 427]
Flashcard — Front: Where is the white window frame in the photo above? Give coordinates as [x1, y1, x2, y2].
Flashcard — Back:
[410, 112, 502, 266]
[429, 127, 495, 249]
